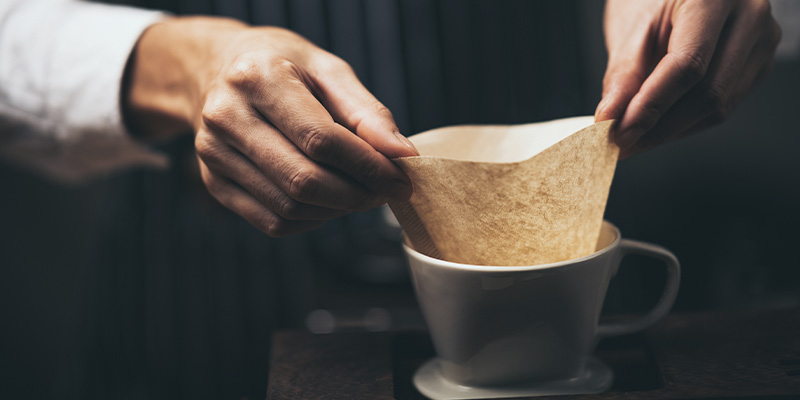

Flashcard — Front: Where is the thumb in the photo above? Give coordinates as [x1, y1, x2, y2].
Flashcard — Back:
[350, 104, 420, 159]
[310, 58, 419, 159]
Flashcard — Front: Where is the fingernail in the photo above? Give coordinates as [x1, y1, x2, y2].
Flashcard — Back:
[387, 179, 413, 201]
[616, 127, 643, 149]
[394, 131, 419, 156]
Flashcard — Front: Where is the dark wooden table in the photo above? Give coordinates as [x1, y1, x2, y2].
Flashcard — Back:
[267, 308, 800, 399]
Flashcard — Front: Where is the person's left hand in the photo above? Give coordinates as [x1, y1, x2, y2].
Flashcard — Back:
[596, 0, 782, 158]
[122, 18, 418, 237]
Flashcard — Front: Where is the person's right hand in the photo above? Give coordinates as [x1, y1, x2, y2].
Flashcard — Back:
[123, 17, 418, 236]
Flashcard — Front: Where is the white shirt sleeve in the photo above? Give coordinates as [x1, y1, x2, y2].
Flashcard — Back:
[0, 0, 169, 182]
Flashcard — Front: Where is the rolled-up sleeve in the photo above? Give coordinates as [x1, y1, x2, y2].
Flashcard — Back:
[0, 0, 168, 182]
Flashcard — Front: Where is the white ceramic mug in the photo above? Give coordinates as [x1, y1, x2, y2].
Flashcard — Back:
[404, 220, 680, 395]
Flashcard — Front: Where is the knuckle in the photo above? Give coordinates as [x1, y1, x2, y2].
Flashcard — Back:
[248, 210, 280, 237]
[276, 196, 302, 220]
[316, 53, 353, 74]
[673, 50, 709, 86]
[248, 213, 272, 236]
[697, 80, 732, 125]
[703, 82, 728, 115]
[302, 126, 334, 160]
[263, 58, 299, 81]
[226, 56, 295, 90]
[350, 101, 398, 133]
[357, 158, 383, 184]
[200, 96, 233, 132]
[265, 218, 291, 237]
[637, 101, 664, 129]
[752, 1, 780, 42]
[752, 0, 772, 17]
[373, 103, 394, 122]
[226, 56, 262, 88]
[287, 168, 320, 202]
[194, 131, 221, 161]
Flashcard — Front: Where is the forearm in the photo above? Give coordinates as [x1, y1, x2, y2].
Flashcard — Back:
[122, 16, 248, 141]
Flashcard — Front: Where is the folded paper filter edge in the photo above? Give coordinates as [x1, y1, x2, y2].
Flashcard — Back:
[389, 119, 617, 265]
[391, 116, 603, 164]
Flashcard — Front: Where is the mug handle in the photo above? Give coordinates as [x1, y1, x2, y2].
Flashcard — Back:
[596, 239, 681, 338]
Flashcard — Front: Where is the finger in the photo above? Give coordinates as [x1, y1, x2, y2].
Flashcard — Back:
[306, 56, 419, 158]
[198, 159, 325, 237]
[624, 57, 774, 160]
[729, 14, 781, 103]
[195, 131, 347, 221]
[620, 120, 709, 159]
[234, 61, 413, 201]
[626, 109, 730, 158]
[624, 56, 775, 160]
[596, 25, 655, 123]
[620, 89, 709, 159]
[198, 103, 387, 212]
[624, 3, 768, 157]
[615, 1, 735, 149]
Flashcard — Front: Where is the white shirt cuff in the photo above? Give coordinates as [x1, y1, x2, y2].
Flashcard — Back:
[0, 0, 169, 181]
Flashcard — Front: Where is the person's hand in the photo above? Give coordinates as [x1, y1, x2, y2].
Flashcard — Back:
[595, 0, 781, 158]
[123, 17, 418, 236]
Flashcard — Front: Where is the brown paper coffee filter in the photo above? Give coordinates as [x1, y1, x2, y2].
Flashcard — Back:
[388, 116, 618, 266]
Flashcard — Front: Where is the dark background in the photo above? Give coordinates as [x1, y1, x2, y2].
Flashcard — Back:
[1, 1, 799, 399]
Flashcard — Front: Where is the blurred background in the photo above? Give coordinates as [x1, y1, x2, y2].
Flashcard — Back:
[1, 0, 799, 399]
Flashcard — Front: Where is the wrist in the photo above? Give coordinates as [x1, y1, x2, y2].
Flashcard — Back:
[122, 16, 248, 141]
